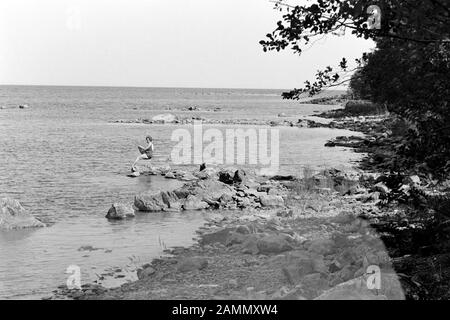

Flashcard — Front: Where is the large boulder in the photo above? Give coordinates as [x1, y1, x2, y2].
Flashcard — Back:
[160, 191, 183, 211]
[257, 234, 293, 254]
[177, 179, 236, 204]
[315, 273, 405, 300]
[0, 198, 45, 230]
[105, 203, 135, 219]
[134, 191, 168, 212]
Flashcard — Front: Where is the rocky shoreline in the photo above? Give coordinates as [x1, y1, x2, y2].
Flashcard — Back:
[48, 98, 450, 300]
[50, 99, 428, 300]
[52, 164, 407, 300]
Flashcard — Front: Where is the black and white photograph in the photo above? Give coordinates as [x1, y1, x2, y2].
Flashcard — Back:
[0, 0, 449, 307]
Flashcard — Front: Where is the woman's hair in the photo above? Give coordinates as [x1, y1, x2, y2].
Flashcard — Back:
[146, 135, 153, 142]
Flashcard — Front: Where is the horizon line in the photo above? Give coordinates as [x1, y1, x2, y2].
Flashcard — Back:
[0, 83, 347, 92]
[0, 83, 293, 91]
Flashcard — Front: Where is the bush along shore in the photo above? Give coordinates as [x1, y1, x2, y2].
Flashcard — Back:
[52, 100, 449, 300]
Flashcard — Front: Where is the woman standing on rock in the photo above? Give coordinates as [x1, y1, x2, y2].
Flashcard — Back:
[131, 135, 154, 172]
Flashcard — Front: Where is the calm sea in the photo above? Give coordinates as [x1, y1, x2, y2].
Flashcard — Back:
[0, 85, 361, 299]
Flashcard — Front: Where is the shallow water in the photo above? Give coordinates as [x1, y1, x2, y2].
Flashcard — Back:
[0, 86, 363, 299]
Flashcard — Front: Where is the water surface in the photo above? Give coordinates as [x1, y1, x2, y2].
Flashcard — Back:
[0, 86, 362, 299]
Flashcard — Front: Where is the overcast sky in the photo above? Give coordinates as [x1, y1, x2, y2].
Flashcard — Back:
[0, 0, 374, 89]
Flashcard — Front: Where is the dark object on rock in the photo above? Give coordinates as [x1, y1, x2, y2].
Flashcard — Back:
[218, 168, 235, 184]
[199, 163, 206, 171]
[233, 169, 246, 183]
[218, 168, 247, 185]
[105, 203, 135, 219]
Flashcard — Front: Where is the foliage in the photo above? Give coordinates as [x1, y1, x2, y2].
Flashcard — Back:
[261, 0, 450, 177]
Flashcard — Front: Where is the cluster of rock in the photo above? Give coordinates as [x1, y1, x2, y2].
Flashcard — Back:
[170, 204, 403, 300]
[110, 167, 288, 219]
[0, 198, 45, 230]
[0, 104, 30, 110]
[112, 116, 323, 128]
[164, 106, 222, 112]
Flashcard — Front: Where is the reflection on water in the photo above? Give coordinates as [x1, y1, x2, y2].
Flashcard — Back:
[0, 210, 206, 299]
[0, 86, 362, 299]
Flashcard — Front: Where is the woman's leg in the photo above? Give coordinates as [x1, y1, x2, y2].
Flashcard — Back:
[132, 154, 147, 170]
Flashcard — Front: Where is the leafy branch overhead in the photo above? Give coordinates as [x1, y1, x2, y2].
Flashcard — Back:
[261, 0, 450, 98]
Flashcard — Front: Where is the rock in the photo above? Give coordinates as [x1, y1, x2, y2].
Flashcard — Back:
[300, 273, 330, 298]
[278, 112, 287, 117]
[405, 175, 421, 187]
[152, 113, 177, 123]
[277, 209, 293, 218]
[165, 172, 176, 179]
[233, 169, 247, 184]
[180, 172, 198, 181]
[331, 211, 358, 224]
[218, 168, 236, 184]
[134, 191, 168, 211]
[105, 203, 135, 219]
[308, 238, 335, 256]
[136, 266, 156, 279]
[259, 195, 285, 208]
[195, 167, 217, 180]
[18, 104, 30, 109]
[237, 197, 252, 208]
[337, 264, 359, 282]
[235, 225, 251, 234]
[257, 235, 293, 254]
[271, 286, 305, 300]
[190, 179, 236, 203]
[315, 273, 405, 300]
[282, 251, 327, 285]
[182, 195, 209, 210]
[219, 193, 233, 204]
[158, 165, 172, 175]
[200, 228, 235, 245]
[0, 198, 45, 230]
[374, 182, 390, 195]
[199, 163, 206, 171]
[177, 257, 208, 273]
[240, 235, 260, 254]
[257, 185, 271, 193]
[128, 171, 140, 177]
[160, 191, 183, 211]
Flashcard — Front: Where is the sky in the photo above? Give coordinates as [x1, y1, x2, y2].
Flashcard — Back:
[0, 0, 375, 89]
